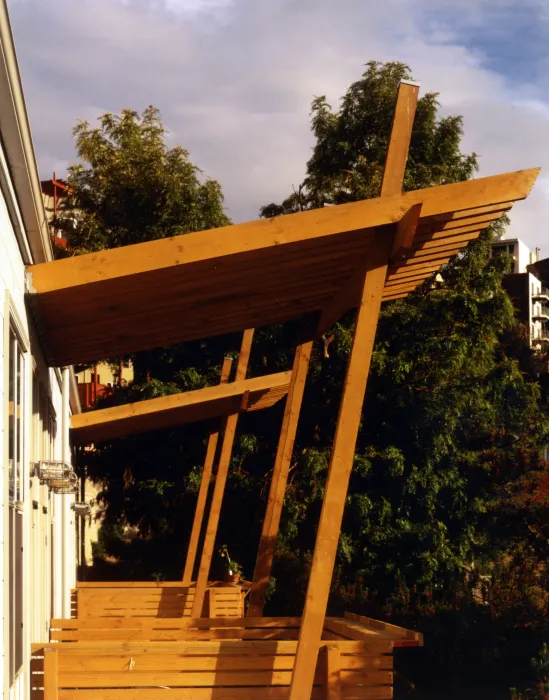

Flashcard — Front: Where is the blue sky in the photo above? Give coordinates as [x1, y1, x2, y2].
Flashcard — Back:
[7, 0, 549, 253]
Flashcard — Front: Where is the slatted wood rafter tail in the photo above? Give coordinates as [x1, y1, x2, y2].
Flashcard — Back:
[70, 368, 290, 444]
[28, 168, 539, 366]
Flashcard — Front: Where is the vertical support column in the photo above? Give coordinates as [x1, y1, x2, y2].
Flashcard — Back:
[324, 645, 342, 700]
[43, 647, 59, 700]
[182, 356, 233, 584]
[289, 80, 419, 700]
[247, 341, 312, 616]
[191, 329, 254, 617]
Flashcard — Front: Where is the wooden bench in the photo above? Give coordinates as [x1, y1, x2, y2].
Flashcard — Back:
[72, 581, 246, 618]
[34, 615, 421, 699]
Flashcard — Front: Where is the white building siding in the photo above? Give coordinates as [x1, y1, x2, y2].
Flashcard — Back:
[0, 136, 76, 700]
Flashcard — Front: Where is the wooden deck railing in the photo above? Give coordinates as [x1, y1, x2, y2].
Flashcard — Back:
[71, 581, 247, 618]
[32, 615, 421, 699]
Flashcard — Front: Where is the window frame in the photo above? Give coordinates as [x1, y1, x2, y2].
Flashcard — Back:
[3, 293, 30, 690]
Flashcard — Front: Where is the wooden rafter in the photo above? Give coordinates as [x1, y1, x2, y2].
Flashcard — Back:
[191, 329, 254, 617]
[29, 168, 539, 366]
[70, 368, 290, 444]
[182, 356, 233, 585]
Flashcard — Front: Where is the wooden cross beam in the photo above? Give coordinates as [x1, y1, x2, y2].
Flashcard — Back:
[289, 80, 420, 699]
[190, 328, 255, 617]
[247, 340, 313, 616]
[181, 356, 233, 585]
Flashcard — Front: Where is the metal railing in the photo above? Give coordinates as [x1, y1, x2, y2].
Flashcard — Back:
[532, 304, 549, 318]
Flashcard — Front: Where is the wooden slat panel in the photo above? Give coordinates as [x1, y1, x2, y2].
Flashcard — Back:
[343, 612, 423, 646]
[51, 617, 304, 629]
[76, 581, 196, 588]
[33, 639, 389, 655]
[53, 652, 392, 673]
[50, 687, 393, 700]
[51, 690, 324, 700]
[56, 669, 393, 688]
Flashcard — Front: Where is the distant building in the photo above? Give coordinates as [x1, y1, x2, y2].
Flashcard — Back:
[491, 237, 549, 348]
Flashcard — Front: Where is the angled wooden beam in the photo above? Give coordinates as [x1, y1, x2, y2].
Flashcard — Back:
[380, 80, 420, 197]
[247, 341, 313, 617]
[182, 356, 233, 585]
[289, 80, 419, 700]
[314, 254, 369, 339]
[390, 202, 422, 262]
[70, 369, 290, 444]
[314, 80, 419, 339]
[191, 329, 254, 617]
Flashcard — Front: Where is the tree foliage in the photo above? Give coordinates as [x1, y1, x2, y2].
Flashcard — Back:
[260, 60, 478, 216]
[55, 106, 229, 254]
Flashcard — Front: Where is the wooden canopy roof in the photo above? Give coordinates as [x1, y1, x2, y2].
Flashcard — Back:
[28, 168, 539, 367]
[71, 370, 290, 444]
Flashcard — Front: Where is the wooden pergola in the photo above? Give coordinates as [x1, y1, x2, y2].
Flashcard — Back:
[29, 81, 539, 699]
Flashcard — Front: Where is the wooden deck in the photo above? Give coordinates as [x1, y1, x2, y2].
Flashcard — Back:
[32, 612, 422, 699]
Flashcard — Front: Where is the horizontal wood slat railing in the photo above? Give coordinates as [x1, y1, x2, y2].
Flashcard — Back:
[71, 583, 245, 618]
[33, 616, 402, 700]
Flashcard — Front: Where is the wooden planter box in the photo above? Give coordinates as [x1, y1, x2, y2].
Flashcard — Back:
[33, 613, 422, 699]
[72, 581, 248, 618]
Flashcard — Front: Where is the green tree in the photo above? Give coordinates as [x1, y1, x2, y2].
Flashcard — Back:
[260, 60, 478, 216]
[55, 106, 229, 254]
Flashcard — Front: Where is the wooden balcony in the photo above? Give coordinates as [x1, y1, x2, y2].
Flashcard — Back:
[32, 609, 422, 699]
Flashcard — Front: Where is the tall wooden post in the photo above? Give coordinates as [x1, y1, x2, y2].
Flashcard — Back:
[182, 356, 233, 584]
[191, 328, 255, 617]
[247, 341, 313, 616]
[289, 80, 419, 699]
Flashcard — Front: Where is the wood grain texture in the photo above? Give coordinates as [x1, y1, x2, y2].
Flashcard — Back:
[33, 623, 395, 700]
[70, 369, 288, 444]
[29, 169, 539, 365]
[248, 342, 313, 617]
[290, 78, 416, 700]
[43, 648, 59, 700]
[192, 330, 254, 617]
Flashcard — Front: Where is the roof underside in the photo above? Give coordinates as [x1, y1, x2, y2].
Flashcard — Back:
[71, 371, 291, 445]
[28, 168, 539, 367]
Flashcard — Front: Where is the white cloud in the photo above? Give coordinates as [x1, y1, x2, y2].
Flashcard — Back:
[8, 0, 549, 254]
